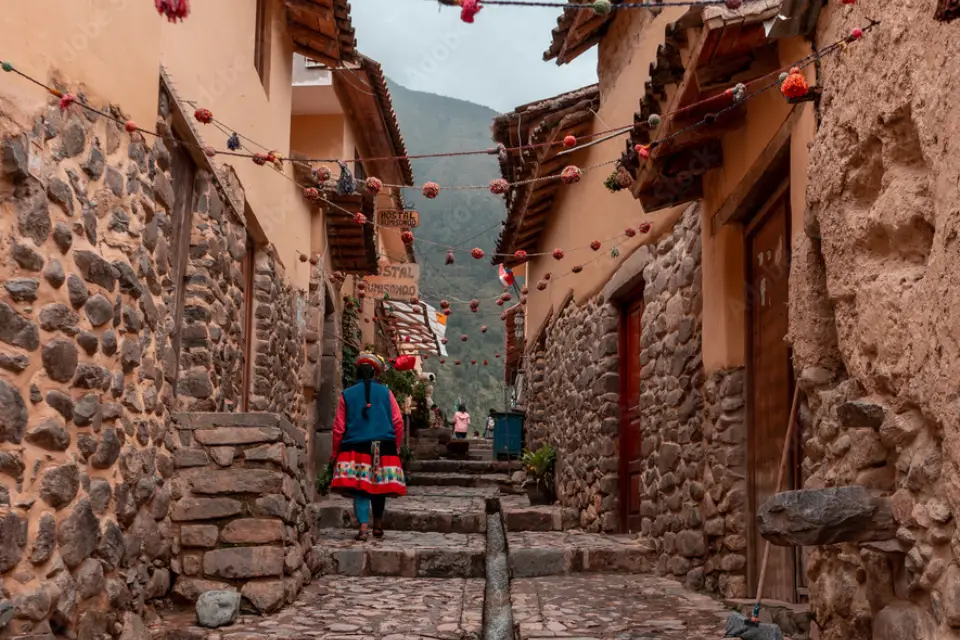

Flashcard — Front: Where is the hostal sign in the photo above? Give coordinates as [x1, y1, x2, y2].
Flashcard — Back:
[377, 210, 420, 228]
[364, 263, 420, 299]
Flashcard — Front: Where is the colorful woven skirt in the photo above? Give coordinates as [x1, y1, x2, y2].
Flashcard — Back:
[331, 440, 407, 498]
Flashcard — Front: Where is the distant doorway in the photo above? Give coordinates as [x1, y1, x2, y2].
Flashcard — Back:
[619, 290, 644, 534]
[745, 185, 797, 603]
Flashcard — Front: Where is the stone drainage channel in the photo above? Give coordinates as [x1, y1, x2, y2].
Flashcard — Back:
[482, 497, 515, 640]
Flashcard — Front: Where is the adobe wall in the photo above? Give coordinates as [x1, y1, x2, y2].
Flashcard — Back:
[790, 4, 960, 639]
[0, 84, 307, 636]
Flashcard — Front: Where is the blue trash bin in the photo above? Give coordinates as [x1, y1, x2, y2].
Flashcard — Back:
[492, 411, 524, 460]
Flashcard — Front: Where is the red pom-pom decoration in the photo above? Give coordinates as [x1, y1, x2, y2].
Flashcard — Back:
[353, 212, 367, 225]
[253, 153, 269, 166]
[552, 248, 565, 260]
[303, 187, 320, 201]
[634, 144, 651, 159]
[445, 249, 455, 265]
[590, 240, 602, 251]
[471, 360, 477, 366]
[422, 182, 440, 199]
[365, 177, 383, 195]
[639, 222, 652, 233]
[625, 228, 637, 238]
[560, 166, 582, 185]
[440, 359, 446, 364]
[724, 0, 743, 8]
[850, 27, 863, 39]
[514, 250, 528, 263]
[461, 0, 481, 22]
[495, 353, 501, 359]
[58, 93, 77, 111]
[440, 300, 450, 309]
[563, 135, 577, 148]
[481, 325, 488, 333]
[470, 299, 480, 312]
[521, 286, 529, 295]
[124, 120, 138, 133]
[357, 281, 366, 291]
[441, 337, 449, 344]
[401, 231, 415, 246]
[194, 108, 213, 124]
[542, 274, 551, 282]
[483, 360, 488, 366]
[572, 264, 584, 274]
[461, 335, 468, 342]
[313, 166, 332, 182]
[496, 299, 505, 307]
[455, 360, 461, 366]
[780, 67, 809, 99]
[156, 0, 191, 22]
[443, 308, 452, 317]
[471, 248, 485, 260]
[490, 179, 509, 195]
[501, 292, 513, 301]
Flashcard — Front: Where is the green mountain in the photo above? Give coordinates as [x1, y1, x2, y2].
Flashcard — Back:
[387, 80, 516, 422]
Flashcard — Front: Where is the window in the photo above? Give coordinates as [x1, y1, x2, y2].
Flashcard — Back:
[254, 0, 271, 89]
[305, 59, 325, 69]
[354, 149, 366, 181]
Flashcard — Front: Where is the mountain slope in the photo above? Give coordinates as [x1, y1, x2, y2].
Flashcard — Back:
[387, 79, 514, 420]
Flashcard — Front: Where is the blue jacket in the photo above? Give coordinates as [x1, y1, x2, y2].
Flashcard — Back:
[341, 381, 396, 445]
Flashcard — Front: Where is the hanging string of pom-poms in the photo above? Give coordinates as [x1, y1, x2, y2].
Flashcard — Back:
[435, 0, 771, 23]
[156, 0, 190, 22]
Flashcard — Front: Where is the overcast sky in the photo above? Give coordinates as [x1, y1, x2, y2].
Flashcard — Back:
[351, 1, 599, 113]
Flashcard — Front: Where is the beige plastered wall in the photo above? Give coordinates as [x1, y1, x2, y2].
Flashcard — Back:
[524, 9, 816, 376]
[0, 0, 314, 290]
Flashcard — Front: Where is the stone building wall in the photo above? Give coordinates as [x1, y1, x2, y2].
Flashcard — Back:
[786, 3, 960, 638]
[167, 413, 311, 613]
[0, 86, 308, 636]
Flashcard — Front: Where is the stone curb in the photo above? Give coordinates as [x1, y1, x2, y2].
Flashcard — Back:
[312, 504, 488, 534]
[410, 460, 522, 474]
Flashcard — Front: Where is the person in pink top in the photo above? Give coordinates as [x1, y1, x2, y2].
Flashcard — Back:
[453, 404, 471, 439]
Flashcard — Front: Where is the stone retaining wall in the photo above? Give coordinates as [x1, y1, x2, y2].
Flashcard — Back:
[168, 413, 311, 613]
[0, 85, 309, 636]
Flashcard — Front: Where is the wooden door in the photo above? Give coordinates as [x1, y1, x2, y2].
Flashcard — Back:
[746, 190, 796, 603]
[619, 294, 644, 533]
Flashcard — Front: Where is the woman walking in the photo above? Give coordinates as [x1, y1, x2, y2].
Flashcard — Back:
[453, 404, 471, 440]
[330, 352, 406, 541]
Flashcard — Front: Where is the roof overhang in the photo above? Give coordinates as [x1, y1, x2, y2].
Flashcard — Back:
[378, 301, 447, 356]
[619, 0, 804, 213]
[285, 0, 357, 67]
[491, 85, 601, 267]
[323, 192, 378, 274]
[544, 1, 622, 65]
[332, 56, 415, 187]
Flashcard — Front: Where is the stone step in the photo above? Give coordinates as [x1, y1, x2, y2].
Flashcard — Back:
[407, 471, 517, 491]
[507, 531, 656, 578]
[310, 529, 486, 578]
[409, 459, 521, 474]
[310, 489, 491, 534]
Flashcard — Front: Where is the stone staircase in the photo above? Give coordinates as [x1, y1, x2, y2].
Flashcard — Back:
[308, 456, 655, 580]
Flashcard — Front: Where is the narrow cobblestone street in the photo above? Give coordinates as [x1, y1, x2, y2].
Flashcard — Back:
[154, 458, 733, 640]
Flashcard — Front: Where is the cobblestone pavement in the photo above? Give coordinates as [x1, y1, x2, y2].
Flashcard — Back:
[320, 486, 494, 514]
[511, 574, 731, 639]
[314, 528, 485, 551]
[156, 577, 484, 640]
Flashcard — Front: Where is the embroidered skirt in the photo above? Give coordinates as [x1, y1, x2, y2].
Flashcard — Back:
[331, 440, 407, 498]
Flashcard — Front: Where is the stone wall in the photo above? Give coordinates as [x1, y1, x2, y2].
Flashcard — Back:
[523, 297, 621, 534]
[786, 1, 960, 637]
[700, 368, 748, 598]
[168, 413, 311, 614]
[0, 86, 309, 635]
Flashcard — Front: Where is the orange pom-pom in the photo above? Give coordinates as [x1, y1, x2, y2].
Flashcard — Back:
[780, 67, 809, 99]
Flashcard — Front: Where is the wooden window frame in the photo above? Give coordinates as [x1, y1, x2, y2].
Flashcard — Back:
[254, 0, 272, 91]
[240, 235, 256, 411]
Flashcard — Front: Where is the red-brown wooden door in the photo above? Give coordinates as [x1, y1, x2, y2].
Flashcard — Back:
[746, 191, 796, 603]
[620, 295, 644, 533]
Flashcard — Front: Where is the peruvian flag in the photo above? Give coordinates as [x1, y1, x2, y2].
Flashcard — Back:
[498, 264, 515, 288]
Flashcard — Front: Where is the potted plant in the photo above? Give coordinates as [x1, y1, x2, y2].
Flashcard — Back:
[521, 444, 557, 506]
